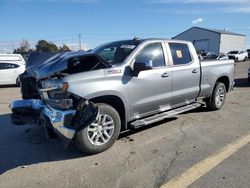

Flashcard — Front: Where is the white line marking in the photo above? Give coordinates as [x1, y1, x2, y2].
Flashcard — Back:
[161, 133, 250, 188]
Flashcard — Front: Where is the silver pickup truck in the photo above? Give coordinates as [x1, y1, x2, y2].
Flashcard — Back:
[10, 38, 235, 154]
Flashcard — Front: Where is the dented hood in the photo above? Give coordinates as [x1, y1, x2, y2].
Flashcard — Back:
[27, 51, 110, 79]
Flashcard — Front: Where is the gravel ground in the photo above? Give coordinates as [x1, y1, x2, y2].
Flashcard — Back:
[0, 61, 249, 188]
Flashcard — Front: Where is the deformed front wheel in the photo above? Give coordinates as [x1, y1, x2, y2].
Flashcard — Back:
[74, 103, 121, 154]
[206, 82, 226, 110]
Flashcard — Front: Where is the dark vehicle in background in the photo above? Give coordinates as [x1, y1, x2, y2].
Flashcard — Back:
[217, 53, 229, 60]
[248, 67, 250, 83]
[204, 52, 217, 60]
[247, 49, 250, 59]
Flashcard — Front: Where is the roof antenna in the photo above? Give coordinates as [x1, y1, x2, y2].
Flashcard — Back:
[133, 36, 139, 41]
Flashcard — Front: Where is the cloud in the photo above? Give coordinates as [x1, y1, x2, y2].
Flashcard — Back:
[223, 6, 250, 13]
[151, 0, 250, 14]
[192, 18, 203, 24]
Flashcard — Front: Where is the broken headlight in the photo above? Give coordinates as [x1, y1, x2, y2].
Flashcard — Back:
[41, 79, 68, 92]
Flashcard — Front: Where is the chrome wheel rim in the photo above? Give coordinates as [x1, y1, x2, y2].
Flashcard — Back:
[215, 87, 225, 107]
[87, 114, 115, 146]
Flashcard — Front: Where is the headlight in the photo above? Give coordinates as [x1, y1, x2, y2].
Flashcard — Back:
[41, 79, 68, 92]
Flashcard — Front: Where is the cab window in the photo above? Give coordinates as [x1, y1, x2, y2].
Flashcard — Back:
[135, 42, 165, 68]
[169, 43, 192, 65]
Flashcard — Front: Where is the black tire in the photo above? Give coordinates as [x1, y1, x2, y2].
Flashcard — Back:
[206, 82, 226, 110]
[74, 103, 121, 154]
[16, 78, 20, 87]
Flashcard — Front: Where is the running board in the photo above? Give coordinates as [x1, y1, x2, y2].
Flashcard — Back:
[130, 102, 201, 129]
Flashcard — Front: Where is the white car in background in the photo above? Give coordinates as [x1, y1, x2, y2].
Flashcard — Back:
[0, 54, 26, 86]
[227, 50, 248, 62]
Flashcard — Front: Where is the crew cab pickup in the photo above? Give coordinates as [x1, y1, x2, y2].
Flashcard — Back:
[10, 39, 235, 154]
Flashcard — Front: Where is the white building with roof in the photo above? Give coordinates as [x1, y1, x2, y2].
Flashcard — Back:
[173, 26, 246, 54]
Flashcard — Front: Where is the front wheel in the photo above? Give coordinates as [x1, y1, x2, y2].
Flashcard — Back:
[206, 82, 226, 110]
[74, 103, 121, 154]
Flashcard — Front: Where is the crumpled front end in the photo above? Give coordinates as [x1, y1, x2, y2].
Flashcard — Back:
[10, 51, 106, 147]
[10, 97, 98, 147]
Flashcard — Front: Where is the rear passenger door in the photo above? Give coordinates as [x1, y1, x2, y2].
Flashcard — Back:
[167, 42, 200, 107]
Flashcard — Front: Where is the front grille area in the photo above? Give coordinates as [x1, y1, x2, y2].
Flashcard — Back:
[20, 72, 40, 99]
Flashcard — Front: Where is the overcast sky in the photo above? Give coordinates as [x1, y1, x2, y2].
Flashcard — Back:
[0, 0, 250, 52]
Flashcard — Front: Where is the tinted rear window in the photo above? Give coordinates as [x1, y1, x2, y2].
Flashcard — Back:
[169, 43, 192, 65]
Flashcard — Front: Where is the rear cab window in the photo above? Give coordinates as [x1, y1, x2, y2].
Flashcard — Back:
[169, 43, 192, 66]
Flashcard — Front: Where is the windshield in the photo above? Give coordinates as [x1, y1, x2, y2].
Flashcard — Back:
[93, 40, 141, 65]
[228, 51, 238, 54]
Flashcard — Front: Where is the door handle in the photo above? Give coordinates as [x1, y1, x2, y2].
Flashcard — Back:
[161, 72, 170, 78]
[192, 69, 198, 73]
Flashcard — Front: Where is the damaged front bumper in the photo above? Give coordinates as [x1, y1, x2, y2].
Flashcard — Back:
[9, 99, 98, 146]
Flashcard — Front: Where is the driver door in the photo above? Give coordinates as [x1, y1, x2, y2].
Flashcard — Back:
[127, 42, 172, 119]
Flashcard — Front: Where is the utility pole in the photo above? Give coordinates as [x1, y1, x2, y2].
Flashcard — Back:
[79, 34, 81, 51]
[12, 41, 15, 53]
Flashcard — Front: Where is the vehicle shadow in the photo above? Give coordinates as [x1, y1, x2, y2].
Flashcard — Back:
[0, 113, 84, 174]
[0, 113, 178, 174]
[234, 78, 250, 88]
[119, 117, 178, 139]
[183, 106, 209, 114]
[0, 85, 19, 88]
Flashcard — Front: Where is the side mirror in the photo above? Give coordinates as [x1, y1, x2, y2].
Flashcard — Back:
[133, 61, 153, 72]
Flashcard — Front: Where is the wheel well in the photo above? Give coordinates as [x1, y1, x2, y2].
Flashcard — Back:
[216, 76, 230, 92]
[90, 95, 127, 130]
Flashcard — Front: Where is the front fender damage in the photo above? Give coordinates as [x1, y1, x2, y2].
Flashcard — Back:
[9, 99, 99, 148]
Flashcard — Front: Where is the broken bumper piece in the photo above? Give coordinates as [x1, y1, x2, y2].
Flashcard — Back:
[10, 99, 76, 140]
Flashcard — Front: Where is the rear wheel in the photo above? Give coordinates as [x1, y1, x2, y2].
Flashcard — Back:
[74, 103, 121, 154]
[206, 82, 226, 110]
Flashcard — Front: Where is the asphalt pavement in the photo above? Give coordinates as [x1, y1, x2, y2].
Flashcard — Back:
[0, 61, 249, 188]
